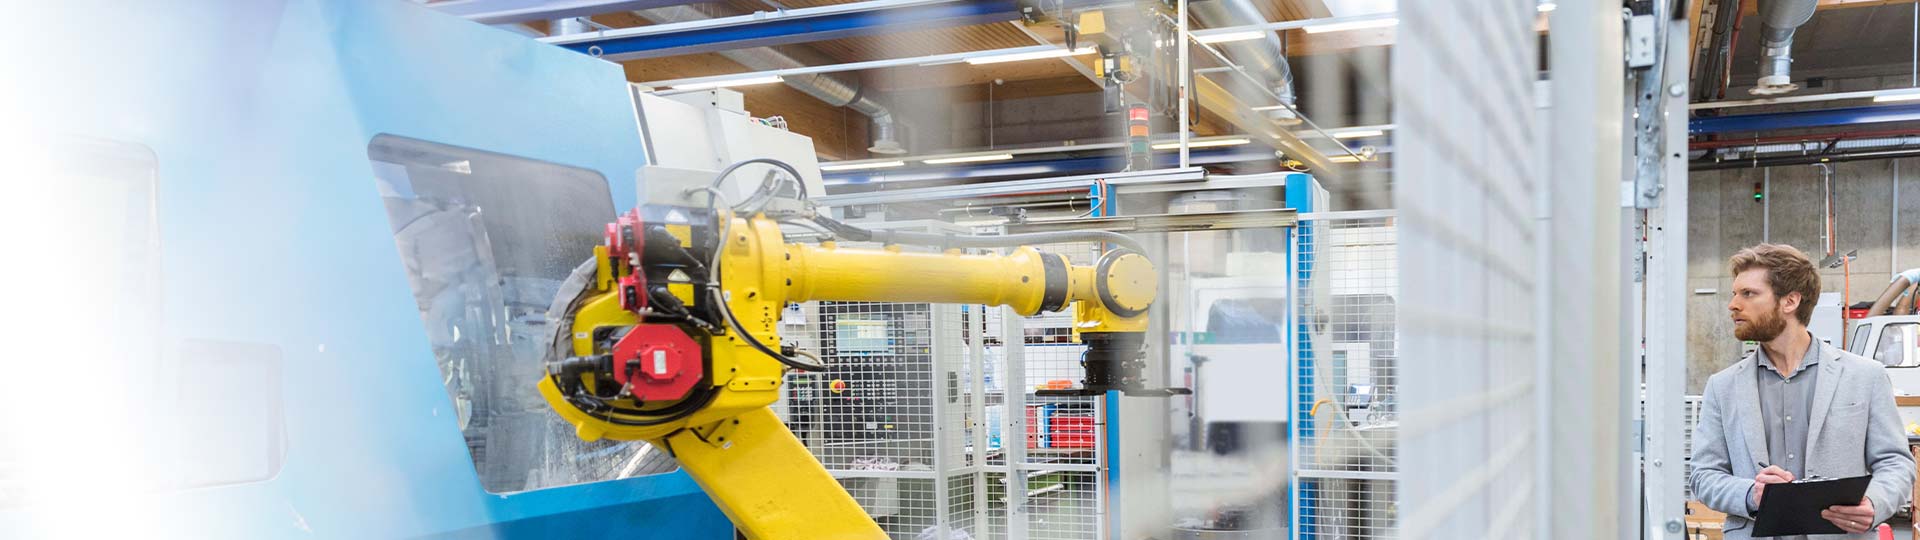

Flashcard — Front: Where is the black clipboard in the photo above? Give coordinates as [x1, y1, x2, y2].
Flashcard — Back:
[1752, 474, 1873, 537]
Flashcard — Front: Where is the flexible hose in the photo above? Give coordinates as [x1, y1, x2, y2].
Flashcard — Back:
[693, 176, 826, 373]
[712, 157, 809, 200]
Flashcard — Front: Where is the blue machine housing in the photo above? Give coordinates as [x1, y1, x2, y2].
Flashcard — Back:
[1, 1, 729, 538]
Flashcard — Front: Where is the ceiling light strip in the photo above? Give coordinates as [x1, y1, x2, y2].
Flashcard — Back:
[670, 75, 784, 90]
[647, 12, 1402, 89]
[924, 154, 1015, 164]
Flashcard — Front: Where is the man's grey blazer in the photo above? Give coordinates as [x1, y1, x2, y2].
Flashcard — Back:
[1690, 340, 1916, 539]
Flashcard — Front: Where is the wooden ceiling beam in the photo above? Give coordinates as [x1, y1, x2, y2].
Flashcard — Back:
[1279, 27, 1395, 55]
[1269, 0, 1333, 20]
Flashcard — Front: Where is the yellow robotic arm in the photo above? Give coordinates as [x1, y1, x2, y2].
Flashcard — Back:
[538, 204, 1172, 539]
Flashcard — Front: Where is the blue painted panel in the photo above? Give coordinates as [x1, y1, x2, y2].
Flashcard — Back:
[1283, 174, 1317, 539]
[560, 0, 1021, 60]
[1689, 103, 1920, 135]
[1, 1, 727, 538]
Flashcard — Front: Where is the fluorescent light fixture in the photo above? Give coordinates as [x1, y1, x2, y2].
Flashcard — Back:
[820, 161, 906, 171]
[1302, 18, 1398, 34]
[1250, 105, 1289, 112]
[1537, 2, 1557, 12]
[1327, 155, 1366, 163]
[964, 48, 1096, 65]
[1333, 129, 1385, 139]
[924, 154, 1014, 165]
[672, 75, 784, 90]
[1196, 31, 1266, 44]
[1152, 138, 1251, 150]
[1873, 90, 1920, 103]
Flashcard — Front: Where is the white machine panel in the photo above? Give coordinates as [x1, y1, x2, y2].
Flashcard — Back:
[1810, 291, 1843, 347]
[633, 88, 826, 207]
[1193, 344, 1290, 423]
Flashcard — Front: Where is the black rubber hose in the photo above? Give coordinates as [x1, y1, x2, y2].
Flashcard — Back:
[712, 157, 809, 200]
[709, 287, 826, 372]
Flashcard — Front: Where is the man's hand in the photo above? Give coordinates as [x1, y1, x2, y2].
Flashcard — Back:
[1821, 497, 1877, 534]
[1751, 465, 1794, 508]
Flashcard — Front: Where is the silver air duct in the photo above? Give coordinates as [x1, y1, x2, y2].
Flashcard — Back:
[552, 17, 590, 37]
[1191, 0, 1301, 125]
[1751, 0, 1818, 95]
[635, 5, 906, 154]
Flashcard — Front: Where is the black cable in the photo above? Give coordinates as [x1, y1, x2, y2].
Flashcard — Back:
[805, 214, 874, 242]
[709, 287, 825, 372]
[571, 384, 720, 427]
[698, 158, 826, 372]
[710, 157, 809, 201]
[545, 157, 828, 427]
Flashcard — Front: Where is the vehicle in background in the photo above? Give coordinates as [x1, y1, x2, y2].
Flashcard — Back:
[1845, 315, 1920, 433]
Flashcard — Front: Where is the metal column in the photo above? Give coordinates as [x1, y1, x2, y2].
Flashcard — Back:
[933, 305, 957, 538]
[1002, 306, 1030, 540]
[1639, 3, 1692, 537]
[1177, 0, 1192, 169]
[973, 307, 992, 538]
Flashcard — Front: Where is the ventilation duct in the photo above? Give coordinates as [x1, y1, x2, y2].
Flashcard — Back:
[1191, 0, 1300, 125]
[1751, 0, 1817, 95]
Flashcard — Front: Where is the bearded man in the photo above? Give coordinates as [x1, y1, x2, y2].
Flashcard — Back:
[1689, 244, 1915, 539]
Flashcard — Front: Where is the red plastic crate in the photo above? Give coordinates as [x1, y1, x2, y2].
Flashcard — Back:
[1050, 414, 1096, 449]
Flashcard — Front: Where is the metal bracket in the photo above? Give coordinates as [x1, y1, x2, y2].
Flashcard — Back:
[1627, 14, 1656, 69]
[693, 417, 743, 449]
[1634, 245, 1648, 284]
[1634, 419, 1645, 454]
[1629, 10, 1668, 209]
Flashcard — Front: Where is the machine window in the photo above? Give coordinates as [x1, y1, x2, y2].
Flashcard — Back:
[1874, 323, 1919, 368]
[173, 340, 286, 488]
[367, 134, 675, 493]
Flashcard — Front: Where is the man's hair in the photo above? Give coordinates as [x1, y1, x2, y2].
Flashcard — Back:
[1728, 243, 1821, 325]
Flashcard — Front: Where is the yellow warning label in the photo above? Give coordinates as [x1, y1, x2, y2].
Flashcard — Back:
[666, 224, 693, 247]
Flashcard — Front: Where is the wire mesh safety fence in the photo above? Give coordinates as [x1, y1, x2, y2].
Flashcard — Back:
[778, 235, 1104, 540]
[987, 241, 1105, 471]
[981, 470, 1103, 540]
[782, 298, 943, 539]
[976, 239, 1106, 540]
[1293, 216, 1400, 539]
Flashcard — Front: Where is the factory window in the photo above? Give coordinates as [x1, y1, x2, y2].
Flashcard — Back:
[367, 134, 675, 493]
[1874, 323, 1919, 368]
[1849, 324, 1872, 356]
